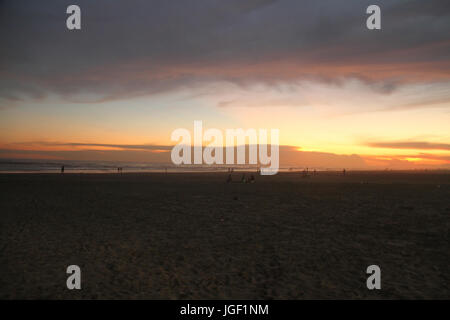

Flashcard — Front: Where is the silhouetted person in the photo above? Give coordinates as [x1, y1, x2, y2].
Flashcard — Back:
[343, 168, 346, 176]
[61, 165, 64, 174]
[249, 174, 255, 183]
[241, 173, 246, 183]
[226, 174, 232, 183]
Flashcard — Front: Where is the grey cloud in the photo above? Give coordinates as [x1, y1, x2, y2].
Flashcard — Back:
[1, 0, 449, 104]
[367, 141, 450, 151]
[11, 142, 173, 151]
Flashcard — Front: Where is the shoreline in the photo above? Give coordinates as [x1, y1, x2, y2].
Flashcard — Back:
[1, 169, 450, 174]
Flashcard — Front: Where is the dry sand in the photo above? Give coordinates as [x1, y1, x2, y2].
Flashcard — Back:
[0, 172, 449, 299]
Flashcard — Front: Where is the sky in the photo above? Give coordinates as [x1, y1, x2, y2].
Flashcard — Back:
[0, 0, 449, 169]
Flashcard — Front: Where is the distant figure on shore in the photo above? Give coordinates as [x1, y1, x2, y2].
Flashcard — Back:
[249, 174, 255, 183]
[343, 168, 346, 176]
[61, 165, 64, 174]
[241, 173, 246, 183]
[226, 174, 232, 183]
[117, 167, 120, 173]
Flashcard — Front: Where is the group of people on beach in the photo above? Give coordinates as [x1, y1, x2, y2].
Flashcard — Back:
[295, 168, 347, 177]
[300, 168, 317, 178]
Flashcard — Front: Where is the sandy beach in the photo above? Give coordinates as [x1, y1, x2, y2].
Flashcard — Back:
[0, 172, 449, 299]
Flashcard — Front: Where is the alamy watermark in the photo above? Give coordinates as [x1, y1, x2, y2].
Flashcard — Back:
[66, 265, 81, 290]
[366, 265, 381, 290]
[170, 121, 279, 175]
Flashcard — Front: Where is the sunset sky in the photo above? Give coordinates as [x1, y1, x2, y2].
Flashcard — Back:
[1, 0, 449, 169]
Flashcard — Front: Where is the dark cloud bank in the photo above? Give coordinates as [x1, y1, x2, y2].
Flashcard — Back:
[367, 141, 450, 151]
[1, 0, 450, 105]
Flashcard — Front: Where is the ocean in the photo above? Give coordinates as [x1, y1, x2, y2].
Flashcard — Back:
[0, 159, 265, 173]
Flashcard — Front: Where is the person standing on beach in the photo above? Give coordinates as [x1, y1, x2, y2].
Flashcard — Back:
[61, 165, 64, 174]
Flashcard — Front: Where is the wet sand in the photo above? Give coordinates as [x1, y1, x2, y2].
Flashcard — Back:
[0, 172, 449, 299]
